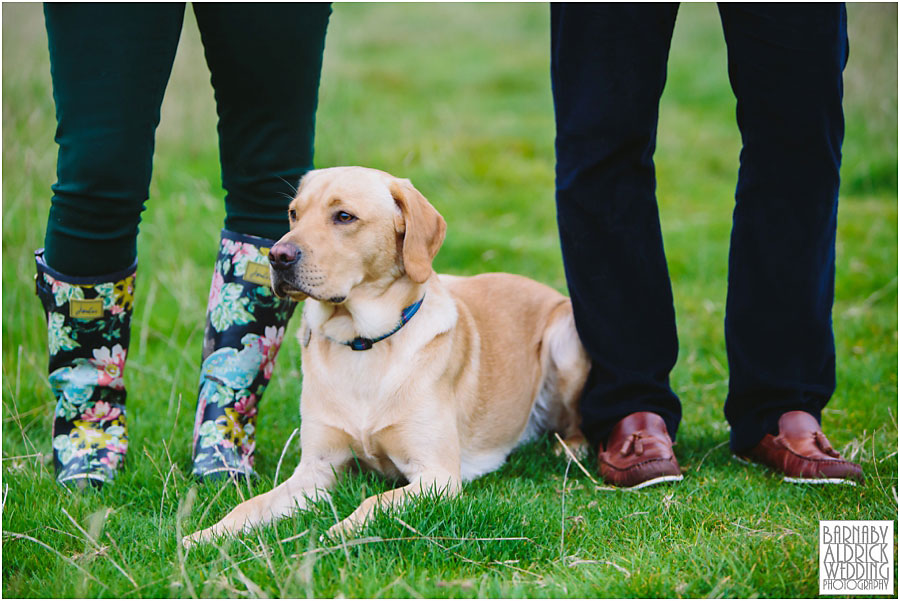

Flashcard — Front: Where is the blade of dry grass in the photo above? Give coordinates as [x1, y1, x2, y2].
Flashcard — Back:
[175, 487, 200, 599]
[274, 427, 299, 486]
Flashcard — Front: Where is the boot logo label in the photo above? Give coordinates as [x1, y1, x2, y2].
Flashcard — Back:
[244, 261, 271, 286]
[70, 299, 103, 319]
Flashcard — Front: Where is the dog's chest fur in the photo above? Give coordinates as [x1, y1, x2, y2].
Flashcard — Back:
[303, 352, 413, 477]
[298, 292, 460, 480]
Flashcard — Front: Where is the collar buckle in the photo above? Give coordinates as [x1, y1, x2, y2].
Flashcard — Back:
[348, 338, 375, 351]
[342, 295, 425, 351]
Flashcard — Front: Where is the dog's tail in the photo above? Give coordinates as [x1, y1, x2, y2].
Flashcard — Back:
[519, 301, 590, 447]
[543, 302, 590, 423]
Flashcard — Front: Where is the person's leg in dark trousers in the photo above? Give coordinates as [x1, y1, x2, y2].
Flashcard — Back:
[39, 4, 185, 485]
[189, 4, 332, 479]
[718, 4, 849, 453]
[192, 3, 331, 241]
[551, 3, 682, 449]
[43, 3, 186, 275]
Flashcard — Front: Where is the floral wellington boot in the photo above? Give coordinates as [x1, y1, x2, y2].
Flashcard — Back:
[192, 230, 297, 480]
[34, 250, 135, 487]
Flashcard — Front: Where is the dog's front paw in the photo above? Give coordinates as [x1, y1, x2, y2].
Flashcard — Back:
[325, 517, 360, 541]
[182, 525, 224, 549]
[181, 530, 203, 549]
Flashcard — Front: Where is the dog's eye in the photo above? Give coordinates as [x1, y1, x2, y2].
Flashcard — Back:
[333, 211, 357, 224]
[289, 209, 297, 222]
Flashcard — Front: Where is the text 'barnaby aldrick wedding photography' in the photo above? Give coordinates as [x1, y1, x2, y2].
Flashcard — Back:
[820, 521, 894, 595]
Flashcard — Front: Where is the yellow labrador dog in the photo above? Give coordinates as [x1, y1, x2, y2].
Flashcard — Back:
[184, 166, 589, 546]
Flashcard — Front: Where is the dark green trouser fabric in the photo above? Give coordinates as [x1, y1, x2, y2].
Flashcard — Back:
[43, 3, 331, 276]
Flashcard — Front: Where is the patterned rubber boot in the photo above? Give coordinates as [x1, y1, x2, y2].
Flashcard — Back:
[34, 250, 136, 488]
[192, 230, 297, 480]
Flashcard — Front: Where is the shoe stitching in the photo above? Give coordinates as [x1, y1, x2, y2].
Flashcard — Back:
[737, 455, 862, 489]
[765, 439, 858, 467]
[599, 455, 679, 473]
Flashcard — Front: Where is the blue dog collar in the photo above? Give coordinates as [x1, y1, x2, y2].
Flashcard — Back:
[344, 295, 425, 351]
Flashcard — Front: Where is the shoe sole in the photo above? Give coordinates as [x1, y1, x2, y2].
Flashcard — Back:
[782, 476, 857, 486]
[733, 455, 858, 486]
[58, 473, 107, 489]
[194, 467, 256, 483]
[623, 474, 684, 490]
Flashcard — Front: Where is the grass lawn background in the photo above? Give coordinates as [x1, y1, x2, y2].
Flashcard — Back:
[2, 3, 897, 598]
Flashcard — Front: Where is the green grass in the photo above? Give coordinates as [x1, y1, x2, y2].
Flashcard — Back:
[3, 3, 897, 598]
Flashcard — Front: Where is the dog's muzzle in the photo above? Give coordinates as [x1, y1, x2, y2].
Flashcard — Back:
[269, 242, 302, 297]
[269, 242, 301, 270]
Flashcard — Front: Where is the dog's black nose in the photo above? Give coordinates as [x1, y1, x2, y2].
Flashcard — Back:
[269, 242, 301, 270]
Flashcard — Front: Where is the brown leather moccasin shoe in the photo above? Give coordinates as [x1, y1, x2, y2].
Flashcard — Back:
[738, 410, 863, 485]
[598, 412, 683, 489]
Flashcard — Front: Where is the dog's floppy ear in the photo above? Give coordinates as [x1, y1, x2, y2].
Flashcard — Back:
[391, 178, 446, 284]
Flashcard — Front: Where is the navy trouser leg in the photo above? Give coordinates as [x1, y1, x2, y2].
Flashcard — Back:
[193, 3, 331, 241]
[43, 3, 185, 275]
[551, 3, 682, 447]
[719, 4, 848, 453]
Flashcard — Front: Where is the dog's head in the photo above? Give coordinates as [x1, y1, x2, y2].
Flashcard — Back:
[269, 167, 446, 303]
